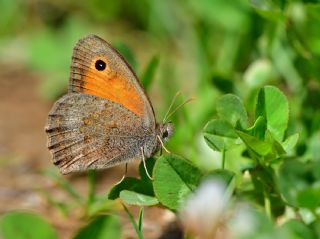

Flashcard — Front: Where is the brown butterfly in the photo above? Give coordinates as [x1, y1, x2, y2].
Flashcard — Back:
[45, 34, 174, 177]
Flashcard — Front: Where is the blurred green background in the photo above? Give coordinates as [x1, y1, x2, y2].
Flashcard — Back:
[1, 0, 320, 238]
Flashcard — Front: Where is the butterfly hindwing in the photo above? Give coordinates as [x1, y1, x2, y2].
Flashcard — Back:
[45, 93, 145, 174]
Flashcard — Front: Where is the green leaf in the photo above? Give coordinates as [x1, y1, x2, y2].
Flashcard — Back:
[244, 59, 276, 88]
[108, 177, 154, 200]
[255, 86, 289, 142]
[153, 155, 203, 210]
[265, 131, 286, 156]
[312, 161, 320, 180]
[310, 220, 320, 239]
[0, 212, 58, 239]
[279, 219, 316, 239]
[141, 56, 159, 90]
[108, 158, 156, 200]
[216, 94, 248, 128]
[120, 190, 159, 206]
[296, 187, 320, 210]
[308, 132, 320, 162]
[270, 137, 286, 156]
[203, 119, 239, 151]
[205, 169, 235, 186]
[250, 0, 284, 21]
[73, 215, 121, 239]
[277, 159, 305, 207]
[277, 160, 320, 209]
[237, 131, 272, 156]
[246, 116, 267, 140]
[271, 33, 303, 92]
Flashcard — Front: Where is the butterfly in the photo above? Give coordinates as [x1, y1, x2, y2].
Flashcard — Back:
[45, 34, 174, 178]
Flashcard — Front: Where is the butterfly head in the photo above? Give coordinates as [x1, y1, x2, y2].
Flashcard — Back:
[158, 122, 175, 143]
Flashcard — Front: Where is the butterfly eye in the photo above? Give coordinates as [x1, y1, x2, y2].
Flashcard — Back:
[162, 130, 169, 139]
[95, 59, 106, 71]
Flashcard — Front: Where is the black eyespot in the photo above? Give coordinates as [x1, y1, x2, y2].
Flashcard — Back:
[162, 130, 169, 139]
[95, 59, 106, 71]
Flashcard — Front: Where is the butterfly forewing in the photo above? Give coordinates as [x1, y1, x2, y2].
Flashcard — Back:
[69, 34, 155, 128]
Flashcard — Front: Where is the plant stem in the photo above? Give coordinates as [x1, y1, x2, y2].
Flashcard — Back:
[138, 207, 144, 232]
[123, 204, 144, 239]
[222, 147, 226, 169]
[264, 191, 272, 220]
[87, 170, 97, 206]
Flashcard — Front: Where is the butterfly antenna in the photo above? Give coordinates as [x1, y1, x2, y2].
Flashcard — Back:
[162, 91, 181, 123]
[163, 97, 195, 123]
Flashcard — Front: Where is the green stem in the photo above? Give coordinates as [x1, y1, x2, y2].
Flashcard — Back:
[264, 191, 272, 220]
[87, 170, 97, 206]
[222, 147, 226, 169]
[123, 204, 144, 239]
[138, 208, 144, 232]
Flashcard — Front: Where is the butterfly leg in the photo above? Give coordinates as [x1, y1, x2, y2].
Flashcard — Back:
[141, 147, 153, 180]
[115, 163, 128, 185]
[157, 135, 171, 154]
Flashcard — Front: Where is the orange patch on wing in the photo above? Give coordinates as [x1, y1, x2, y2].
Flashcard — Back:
[82, 70, 144, 117]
